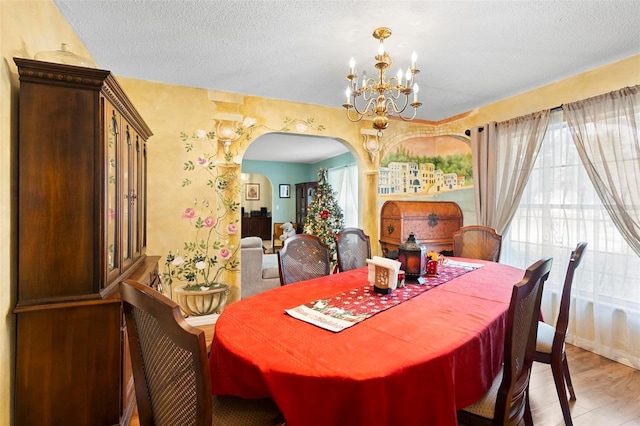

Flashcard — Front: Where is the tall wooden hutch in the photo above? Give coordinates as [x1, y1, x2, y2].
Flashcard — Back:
[14, 58, 159, 425]
[295, 181, 318, 231]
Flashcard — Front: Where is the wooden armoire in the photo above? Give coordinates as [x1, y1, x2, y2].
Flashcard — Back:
[13, 58, 159, 425]
[295, 181, 318, 231]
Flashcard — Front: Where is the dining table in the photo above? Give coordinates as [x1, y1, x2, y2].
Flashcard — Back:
[208, 258, 524, 426]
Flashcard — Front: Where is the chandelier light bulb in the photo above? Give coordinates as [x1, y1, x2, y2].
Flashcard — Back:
[411, 51, 417, 68]
[413, 83, 420, 102]
[349, 57, 355, 75]
[397, 69, 403, 85]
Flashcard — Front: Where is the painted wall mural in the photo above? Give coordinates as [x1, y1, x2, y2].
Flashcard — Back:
[160, 114, 329, 305]
[378, 135, 476, 223]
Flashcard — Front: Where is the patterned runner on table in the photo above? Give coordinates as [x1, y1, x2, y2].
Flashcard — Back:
[285, 260, 484, 332]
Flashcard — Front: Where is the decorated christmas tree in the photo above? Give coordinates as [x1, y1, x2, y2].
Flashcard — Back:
[304, 168, 344, 260]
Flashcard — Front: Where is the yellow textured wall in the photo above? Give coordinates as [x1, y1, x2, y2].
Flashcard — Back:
[461, 54, 640, 127]
[2, 1, 639, 422]
[116, 77, 422, 299]
[118, 54, 639, 303]
[1, 1, 97, 424]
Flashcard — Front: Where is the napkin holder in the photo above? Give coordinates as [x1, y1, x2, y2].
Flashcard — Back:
[366, 257, 402, 294]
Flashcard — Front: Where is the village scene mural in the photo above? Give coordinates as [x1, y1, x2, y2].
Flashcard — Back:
[377, 135, 475, 222]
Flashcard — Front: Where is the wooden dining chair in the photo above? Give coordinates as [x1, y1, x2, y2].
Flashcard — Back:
[534, 242, 587, 426]
[120, 279, 282, 426]
[457, 257, 553, 426]
[453, 225, 503, 262]
[336, 227, 371, 272]
[277, 234, 331, 285]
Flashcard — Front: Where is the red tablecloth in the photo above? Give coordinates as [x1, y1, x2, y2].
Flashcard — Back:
[209, 259, 524, 426]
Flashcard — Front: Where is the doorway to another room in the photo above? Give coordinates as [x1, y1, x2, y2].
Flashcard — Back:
[240, 173, 273, 250]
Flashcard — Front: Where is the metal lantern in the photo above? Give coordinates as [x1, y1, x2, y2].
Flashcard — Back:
[397, 232, 426, 279]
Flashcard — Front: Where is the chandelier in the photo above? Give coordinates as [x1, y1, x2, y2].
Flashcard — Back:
[343, 27, 421, 134]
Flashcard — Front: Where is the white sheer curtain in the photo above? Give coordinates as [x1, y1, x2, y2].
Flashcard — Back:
[502, 109, 640, 369]
[565, 85, 640, 256]
[471, 111, 550, 234]
[328, 164, 358, 228]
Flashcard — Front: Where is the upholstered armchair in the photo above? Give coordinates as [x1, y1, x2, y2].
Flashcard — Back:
[240, 237, 280, 299]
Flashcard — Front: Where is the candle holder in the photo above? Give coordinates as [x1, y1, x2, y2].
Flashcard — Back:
[397, 232, 426, 282]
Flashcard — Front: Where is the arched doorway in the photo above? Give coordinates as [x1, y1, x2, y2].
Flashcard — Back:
[240, 132, 356, 248]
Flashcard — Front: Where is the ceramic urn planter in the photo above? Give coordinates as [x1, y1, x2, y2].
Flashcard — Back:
[174, 283, 230, 316]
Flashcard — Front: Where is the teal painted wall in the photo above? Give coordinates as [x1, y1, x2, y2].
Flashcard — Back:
[315, 152, 356, 171]
[241, 160, 307, 223]
[242, 151, 355, 224]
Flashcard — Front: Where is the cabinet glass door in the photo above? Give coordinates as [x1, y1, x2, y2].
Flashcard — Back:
[106, 105, 120, 282]
[122, 125, 132, 269]
[141, 141, 148, 252]
[131, 135, 140, 259]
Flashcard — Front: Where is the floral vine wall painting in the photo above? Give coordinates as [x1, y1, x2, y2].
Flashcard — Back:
[161, 115, 327, 303]
[162, 127, 246, 299]
[164, 198, 239, 294]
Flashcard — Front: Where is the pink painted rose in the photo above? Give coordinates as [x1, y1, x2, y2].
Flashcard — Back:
[219, 248, 232, 260]
[204, 216, 217, 228]
[197, 156, 209, 167]
[226, 224, 238, 235]
[182, 208, 196, 219]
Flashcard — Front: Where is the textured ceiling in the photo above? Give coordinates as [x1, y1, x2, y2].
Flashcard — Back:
[53, 1, 640, 163]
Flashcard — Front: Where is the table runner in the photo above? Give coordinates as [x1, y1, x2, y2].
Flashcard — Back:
[285, 259, 483, 332]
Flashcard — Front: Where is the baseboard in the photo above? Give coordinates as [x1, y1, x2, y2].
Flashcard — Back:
[184, 313, 220, 327]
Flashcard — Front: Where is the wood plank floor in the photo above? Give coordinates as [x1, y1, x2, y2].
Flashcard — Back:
[130, 341, 640, 425]
[529, 344, 640, 425]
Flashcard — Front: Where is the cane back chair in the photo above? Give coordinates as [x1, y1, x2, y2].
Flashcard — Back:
[453, 225, 503, 262]
[120, 279, 281, 426]
[457, 257, 553, 426]
[534, 241, 587, 426]
[277, 234, 331, 285]
[336, 227, 371, 272]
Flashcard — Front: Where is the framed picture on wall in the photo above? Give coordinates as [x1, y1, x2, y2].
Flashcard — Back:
[246, 183, 260, 201]
[279, 184, 290, 198]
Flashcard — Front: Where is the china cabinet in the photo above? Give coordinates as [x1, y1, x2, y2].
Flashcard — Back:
[295, 181, 318, 231]
[13, 58, 157, 425]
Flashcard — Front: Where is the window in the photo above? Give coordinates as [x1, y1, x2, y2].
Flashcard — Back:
[328, 164, 358, 228]
[502, 109, 640, 368]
